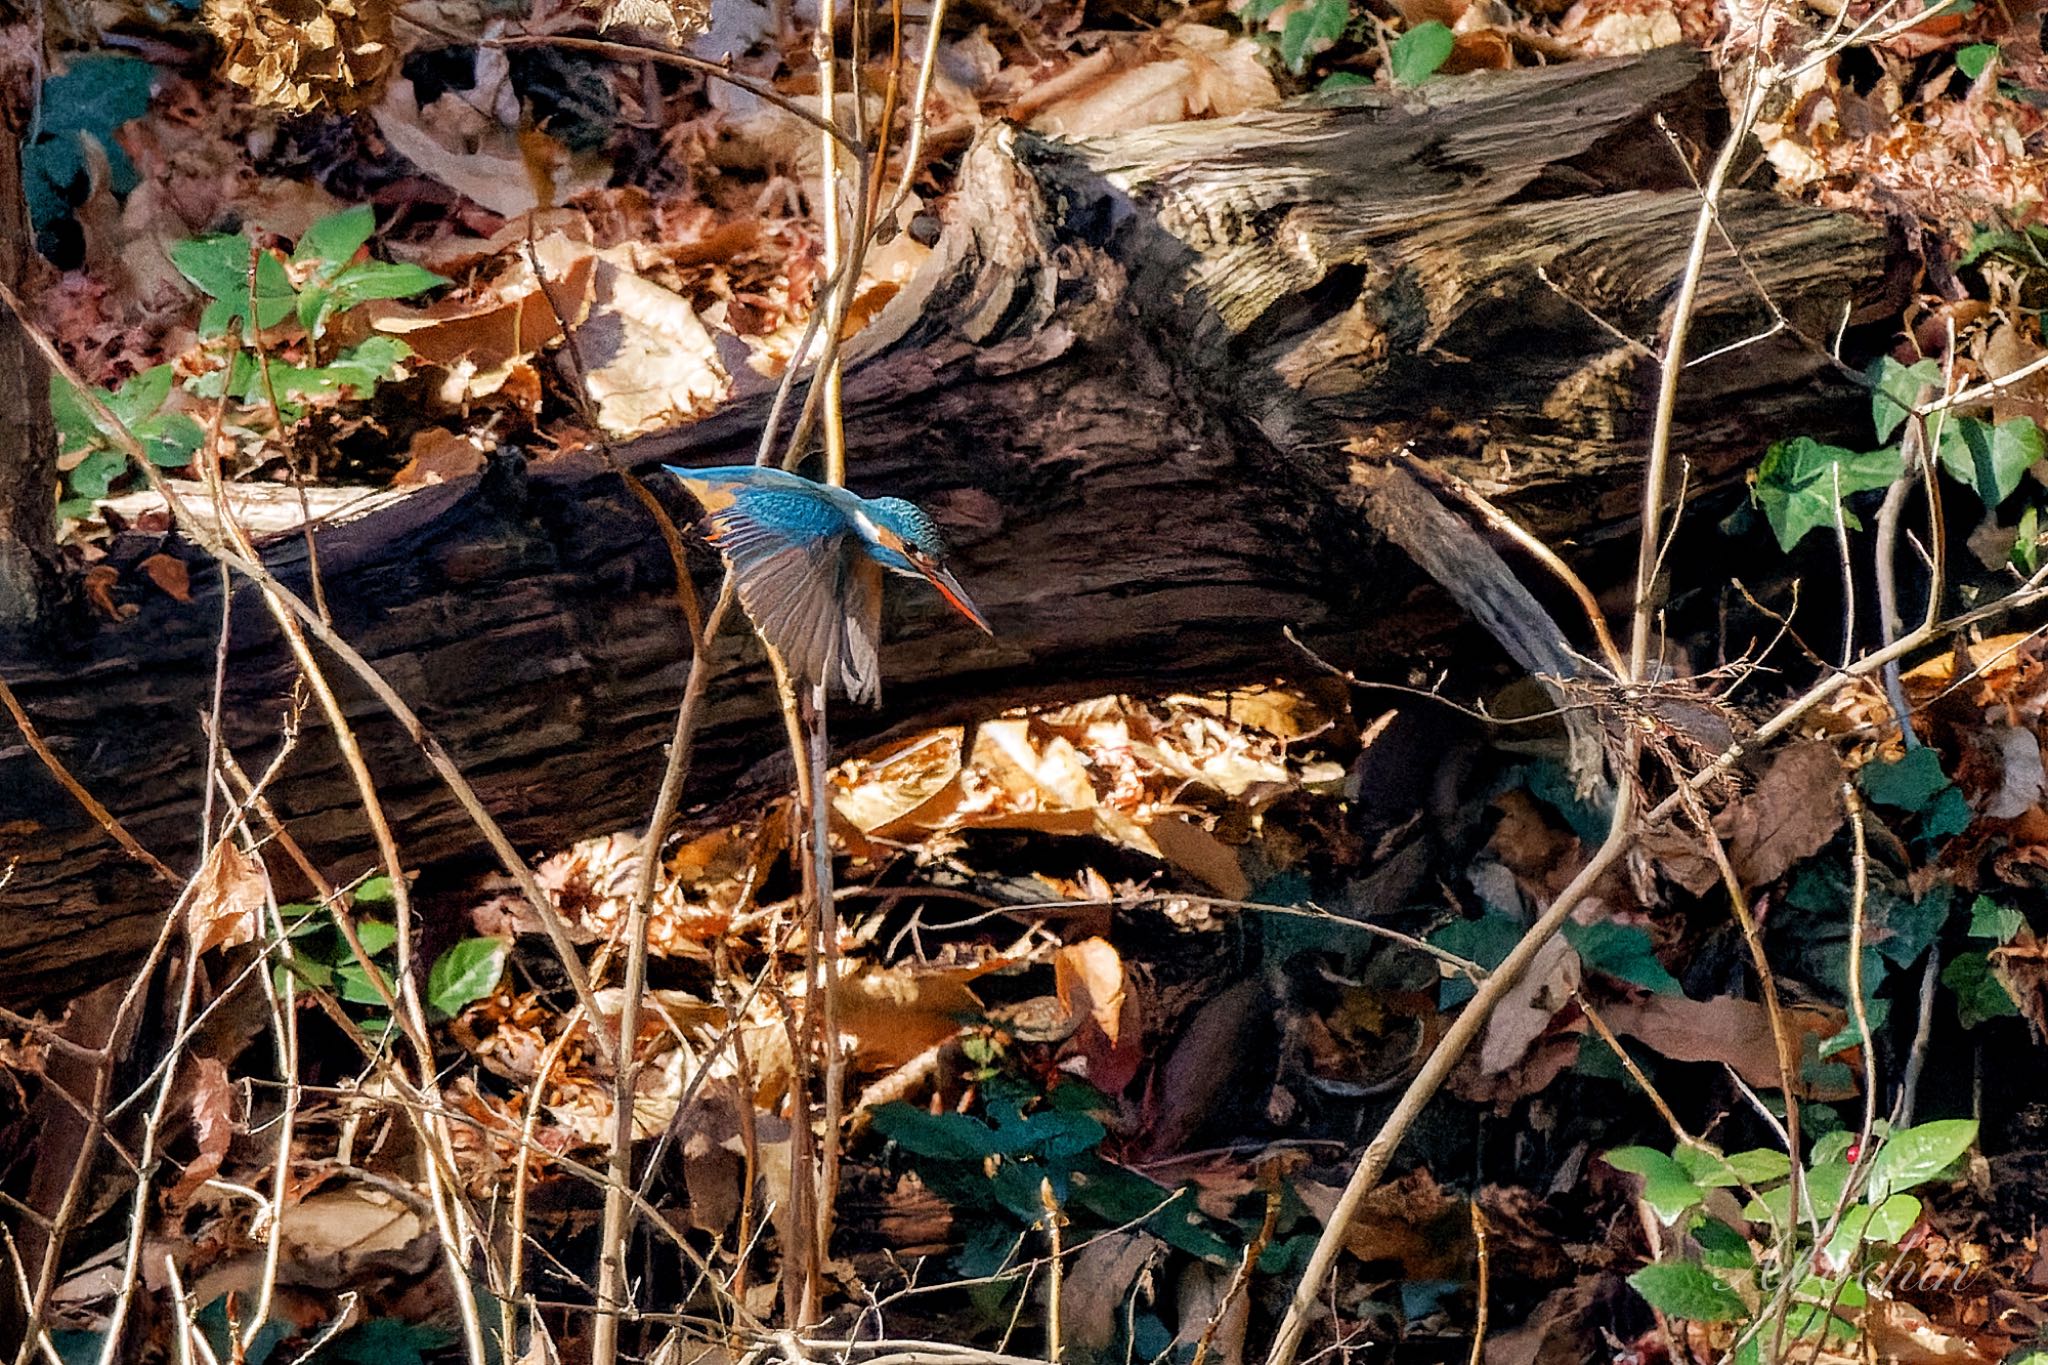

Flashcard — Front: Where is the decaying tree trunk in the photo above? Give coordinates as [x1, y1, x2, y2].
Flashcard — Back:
[0, 2, 55, 637]
[0, 48, 1892, 1003]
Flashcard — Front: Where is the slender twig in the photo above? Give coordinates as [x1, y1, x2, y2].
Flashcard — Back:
[1393, 451, 1624, 675]
[1467, 1203, 1490, 1365]
[0, 670, 178, 881]
[1040, 1180, 1064, 1365]
[1190, 1181, 1279, 1365]
[13, 891, 190, 1365]
[1895, 944, 1941, 1129]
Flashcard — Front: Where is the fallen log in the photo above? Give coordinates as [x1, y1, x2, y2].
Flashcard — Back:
[0, 47, 1891, 1003]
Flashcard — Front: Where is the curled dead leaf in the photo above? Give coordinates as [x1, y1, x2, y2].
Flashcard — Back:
[187, 839, 268, 956]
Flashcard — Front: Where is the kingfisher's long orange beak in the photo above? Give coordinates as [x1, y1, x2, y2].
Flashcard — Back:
[915, 558, 993, 634]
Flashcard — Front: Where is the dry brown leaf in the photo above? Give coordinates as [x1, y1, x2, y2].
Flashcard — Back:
[1056, 938, 1129, 1046]
[1864, 1299, 2000, 1365]
[167, 1056, 238, 1205]
[187, 839, 268, 956]
[1722, 742, 1847, 888]
[1056, 936, 1144, 1093]
[279, 1184, 436, 1287]
[83, 564, 122, 621]
[837, 957, 1004, 1073]
[832, 728, 965, 834]
[1141, 814, 1251, 898]
[1063, 1232, 1166, 1353]
[532, 234, 729, 435]
[138, 553, 191, 602]
[204, 0, 395, 114]
[1601, 994, 1861, 1101]
[1024, 26, 1279, 138]
[1295, 1168, 1473, 1280]
[373, 56, 605, 217]
[1982, 726, 2047, 819]
[1478, 931, 1580, 1076]
[393, 429, 486, 486]
[1141, 979, 1260, 1157]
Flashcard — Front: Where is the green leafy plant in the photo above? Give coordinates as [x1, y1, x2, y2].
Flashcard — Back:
[1750, 353, 2048, 552]
[275, 877, 506, 1029]
[869, 1079, 1238, 1305]
[1609, 1119, 1979, 1361]
[54, 205, 444, 515]
[51, 365, 203, 514]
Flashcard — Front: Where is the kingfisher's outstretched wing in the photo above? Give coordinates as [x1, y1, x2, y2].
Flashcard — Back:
[670, 470, 885, 704]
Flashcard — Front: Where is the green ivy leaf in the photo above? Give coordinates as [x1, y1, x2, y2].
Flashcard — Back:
[136, 412, 203, 469]
[428, 937, 508, 1016]
[1751, 436, 1903, 551]
[266, 336, 412, 401]
[1870, 1118, 1977, 1196]
[1626, 1261, 1748, 1322]
[352, 919, 398, 958]
[1604, 1147, 1705, 1223]
[1920, 785, 1973, 840]
[66, 448, 125, 501]
[1390, 21, 1455, 85]
[326, 260, 448, 309]
[106, 365, 173, 426]
[1942, 951, 2019, 1028]
[1280, 0, 1348, 72]
[1563, 920, 1681, 995]
[1868, 356, 1940, 443]
[2015, 503, 2042, 575]
[1967, 895, 2024, 944]
[1859, 748, 1951, 813]
[1859, 1192, 1923, 1245]
[1805, 1159, 1852, 1214]
[172, 238, 296, 336]
[336, 961, 393, 1007]
[25, 55, 156, 233]
[1956, 43, 1999, 79]
[292, 204, 377, 271]
[49, 375, 100, 453]
[353, 875, 395, 904]
[1318, 71, 1371, 92]
[871, 1102, 1001, 1160]
[1937, 416, 2045, 507]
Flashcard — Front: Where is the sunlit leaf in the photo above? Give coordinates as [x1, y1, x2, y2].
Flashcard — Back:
[1627, 1262, 1747, 1321]
[1390, 21, 1454, 85]
[428, 937, 508, 1016]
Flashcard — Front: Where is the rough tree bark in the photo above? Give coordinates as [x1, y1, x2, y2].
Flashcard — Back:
[0, 2, 54, 636]
[0, 48, 1892, 1003]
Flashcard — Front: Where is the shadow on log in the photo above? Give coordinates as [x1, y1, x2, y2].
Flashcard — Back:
[0, 47, 1892, 1003]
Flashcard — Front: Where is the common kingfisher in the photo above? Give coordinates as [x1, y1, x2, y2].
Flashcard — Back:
[666, 465, 992, 704]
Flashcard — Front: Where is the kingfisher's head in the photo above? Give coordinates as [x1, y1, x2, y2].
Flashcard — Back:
[863, 497, 948, 567]
[859, 496, 992, 635]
